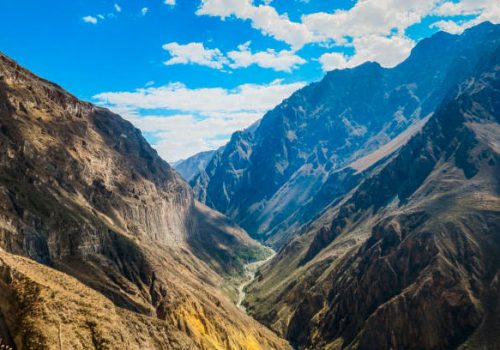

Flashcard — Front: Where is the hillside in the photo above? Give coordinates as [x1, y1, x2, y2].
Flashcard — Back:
[244, 25, 500, 350]
[0, 52, 289, 349]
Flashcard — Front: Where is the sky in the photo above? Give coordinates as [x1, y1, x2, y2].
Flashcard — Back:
[0, 1, 498, 162]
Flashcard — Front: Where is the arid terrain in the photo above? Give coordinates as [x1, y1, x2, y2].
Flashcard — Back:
[0, 18, 499, 350]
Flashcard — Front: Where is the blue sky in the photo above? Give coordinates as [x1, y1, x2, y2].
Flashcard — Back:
[0, 0, 498, 161]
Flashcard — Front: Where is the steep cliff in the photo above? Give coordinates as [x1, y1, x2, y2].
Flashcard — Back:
[0, 52, 289, 349]
[244, 25, 500, 350]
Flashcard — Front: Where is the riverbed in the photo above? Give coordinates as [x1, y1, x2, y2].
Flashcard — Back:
[236, 252, 275, 312]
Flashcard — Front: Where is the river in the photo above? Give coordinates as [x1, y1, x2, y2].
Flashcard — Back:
[236, 252, 275, 312]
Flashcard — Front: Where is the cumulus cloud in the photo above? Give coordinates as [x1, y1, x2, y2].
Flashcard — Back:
[196, 0, 446, 49]
[433, 0, 497, 18]
[433, 0, 500, 29]
[94, 80, 304, 113]
[430, 20, 467, 34]
[197, 0, 315, 49]
[93, 80, 305, 161]
[165, 0, 176, 6]
[350, 35, 414, 67]
[127, 112, 261, 161]
[194, 0, 447, 70]
[303, 0, 441, 42]
[163, 42, 227, 69]
[163, 41, 305, 72]
[318, 52, 349, 71]
[82, 16, 98, 24]
[114, 4, 122, 13]
[319, 35, 414, 71]
[141, 7, 149, 16]
[227, 42, 306, 72]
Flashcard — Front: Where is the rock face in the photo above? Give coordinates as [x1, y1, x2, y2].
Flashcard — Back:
[173, 149, 217, 182]
[244, 22, 500, 350]
[0, 52, 289, 349]
[192, 22, 500, 248]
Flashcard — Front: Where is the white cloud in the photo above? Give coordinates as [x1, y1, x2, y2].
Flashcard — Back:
[197, 0, 316, 49]
[93, 80, 304, 161]
[163, 42, 227, 69]
[227, 42, 306, 72]
[350, 35, 415, 67]
[94, 80, 304, 113]
[304, 0, 444, 71]
[82, 16, 98, 24]
[165, 0, 176, 6]
[127, 112, 261, 161]
[163, 41, 305, 72]
[83, 3, 125, 25]
[194, 0, 444, 69]
[303, 0, 441, 42]
[433, 0, 500, 27]
[141, 7, 149, 16]
[430, 20, 466, 34]
[427, 1, 500, 37]
[434, 0, 493, 17]
[319, 52, 349, 71]
[196, 0, 447, 50]
[319, 35, 414, 72]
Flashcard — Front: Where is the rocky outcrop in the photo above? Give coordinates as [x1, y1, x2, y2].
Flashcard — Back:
[0, 52, 289, 349]
[192, 22, 500, 249]
[244, 26, 500, 350]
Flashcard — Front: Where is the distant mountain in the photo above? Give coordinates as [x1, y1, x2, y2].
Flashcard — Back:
[173, 149, 217, 182]
[0, 53, 288, 349]
[244, 23, 500, 350]
[192, 22, 500, 248]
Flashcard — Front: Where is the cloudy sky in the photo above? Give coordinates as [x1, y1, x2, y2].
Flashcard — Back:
[1, 0, 498, 161]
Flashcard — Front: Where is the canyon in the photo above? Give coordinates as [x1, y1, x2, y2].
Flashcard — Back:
[0, 21, 499, 350]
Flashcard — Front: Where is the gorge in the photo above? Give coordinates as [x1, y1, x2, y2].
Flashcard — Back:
[0, 19, 499, 350]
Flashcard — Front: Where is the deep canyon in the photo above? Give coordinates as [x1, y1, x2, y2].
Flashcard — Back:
[0, 21, 499, 350]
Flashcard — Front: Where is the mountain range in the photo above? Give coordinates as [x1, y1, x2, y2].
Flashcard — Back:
[244, 22, 500, 349]
[186, 22, 500, 250]
[0, 21, 499, 350]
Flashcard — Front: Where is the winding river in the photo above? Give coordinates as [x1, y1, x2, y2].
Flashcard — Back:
[236, 252, 275, 312]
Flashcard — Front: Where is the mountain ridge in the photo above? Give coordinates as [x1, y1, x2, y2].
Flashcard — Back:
[243, 24, 500, 349]
[0, 51, 290, 349]
[191, 21, 500, 249]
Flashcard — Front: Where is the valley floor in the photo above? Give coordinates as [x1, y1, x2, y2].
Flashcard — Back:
[237, 250, 276, 312]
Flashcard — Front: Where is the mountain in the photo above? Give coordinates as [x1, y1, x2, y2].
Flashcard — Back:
[244, 23, 500, 349]
[191, 22, 500, 249]
[173, 149, 217, 182]
[0, 53, 289, 349]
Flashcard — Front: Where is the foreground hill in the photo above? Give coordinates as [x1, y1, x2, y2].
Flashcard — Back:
[192, 22, 500, 249]
[244, 25, 500, 350]
[0, 53, 289, 349]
